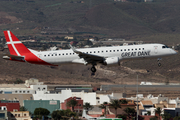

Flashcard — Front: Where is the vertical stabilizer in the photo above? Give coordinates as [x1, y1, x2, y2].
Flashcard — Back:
[4, 31, 31, 56]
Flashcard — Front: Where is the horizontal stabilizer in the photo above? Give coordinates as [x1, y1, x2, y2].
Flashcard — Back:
[3, 54, 24, 61]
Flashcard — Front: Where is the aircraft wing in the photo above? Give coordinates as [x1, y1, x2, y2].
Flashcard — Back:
[69, 44, 104, 63]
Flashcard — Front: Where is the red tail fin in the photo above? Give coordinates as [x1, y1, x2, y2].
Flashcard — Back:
[4, 31, 31, 56]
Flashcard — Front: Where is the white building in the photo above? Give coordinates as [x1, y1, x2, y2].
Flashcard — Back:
[32, 88, 97, 105]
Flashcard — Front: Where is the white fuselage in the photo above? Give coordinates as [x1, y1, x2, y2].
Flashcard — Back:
[30, 43, 177, 65]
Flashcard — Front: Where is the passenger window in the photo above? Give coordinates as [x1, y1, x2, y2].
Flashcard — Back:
[132, 49, 133, 51]
[142, 48, 144, 50]
[162, 46, 166, 48]
[55, 54, 57, 56]
[70, 53, 71, 55]
[98, 51, 100, 53]
[135, 48, 137, 50]
[121, 49, 122, 51]
[117, 50, 119, 52]
[62, 54, 64, 55]
[66, 53, 68, 55]
[48, 55, 50, 56]
[128, 49, 130, 51]
[94, 51, 96, 53]
[52, 54, 53, 56]
[59, 54, 61, 56]
[139, 48, 141, 50]
[102, 51, 103, 53]
[124, 49, 126, 51]
[110, 50, 112, 52]
[44, 55, 46, 57]
[113, 50, 115, 52]
[106, 50, 108, 52]
[90, 52, 92, 53]
[73, 53, 75, 55]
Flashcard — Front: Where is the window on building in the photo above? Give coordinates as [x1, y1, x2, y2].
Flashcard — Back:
[23, 91, 25, 93]
[15, 114, 17, 117]
[18, 114, 20, 117]
[24, 114, 26, 116]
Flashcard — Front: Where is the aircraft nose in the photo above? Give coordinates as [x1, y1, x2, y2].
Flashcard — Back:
[171, 49, 178, 54]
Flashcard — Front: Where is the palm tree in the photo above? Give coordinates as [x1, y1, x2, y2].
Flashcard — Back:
[99, 102, 108, 116]
[109, 99, 121, 117]
[147, 111, 151, 116]
[120, 99, 128, 104]
[83, 102, 93, 114]
[66, 99, 78, 112]
[155, 107, 162, 120]
[124, 107, 136, 120]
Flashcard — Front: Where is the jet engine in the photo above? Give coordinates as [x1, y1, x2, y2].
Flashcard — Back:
[103, 56, 120, 66]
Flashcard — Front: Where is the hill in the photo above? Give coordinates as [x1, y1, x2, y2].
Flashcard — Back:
[0, 0, 180, 85]
[0, 0, 180, 38]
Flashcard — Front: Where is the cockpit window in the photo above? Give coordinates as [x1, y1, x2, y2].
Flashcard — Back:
[162, 45, 169, 49]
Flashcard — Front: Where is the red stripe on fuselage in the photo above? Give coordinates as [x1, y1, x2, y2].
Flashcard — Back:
[24, 52, 56, 66]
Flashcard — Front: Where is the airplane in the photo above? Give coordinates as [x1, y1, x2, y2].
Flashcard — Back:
[3, 30, 177, 73]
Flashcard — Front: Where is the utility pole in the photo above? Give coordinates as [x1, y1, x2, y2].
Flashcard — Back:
[136, 74, 138, 120]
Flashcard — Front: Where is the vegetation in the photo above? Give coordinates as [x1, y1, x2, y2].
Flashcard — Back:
[109, 99, 121, 117]
[117, 114, 127, 120]
[34, 108, 50, 119]
[123, 107, 136, 120]
[98, 102, 108, 116]
[51, 109, 77, 120]
[161, 111, 172, 120]
[173, 116, 180, 120]
[83, 102, 93, 114]
[14, 78, 24, 84]
[20, 106, 27, 111]
[154, 107, 162, 120]
[150, 116, 158, 120]
[66, 99, 78, 112]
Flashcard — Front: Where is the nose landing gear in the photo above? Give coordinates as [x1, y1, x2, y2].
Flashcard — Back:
[157, 58, 162, 67]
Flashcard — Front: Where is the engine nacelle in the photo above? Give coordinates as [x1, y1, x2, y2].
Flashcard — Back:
[103, 57, 120, 66]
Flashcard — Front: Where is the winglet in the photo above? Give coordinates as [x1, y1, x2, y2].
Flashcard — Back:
[69, 44, 80, 53]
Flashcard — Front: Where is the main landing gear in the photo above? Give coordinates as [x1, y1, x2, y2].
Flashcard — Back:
[157, 58, 162, 67]
[91, 65, 96, 75]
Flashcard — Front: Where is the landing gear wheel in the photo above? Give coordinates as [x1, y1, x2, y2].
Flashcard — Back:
[158, 63, 161, 67]
[91, 66, 96, 73]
